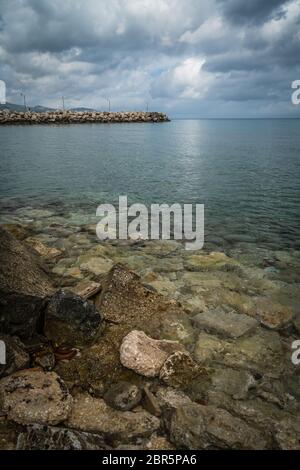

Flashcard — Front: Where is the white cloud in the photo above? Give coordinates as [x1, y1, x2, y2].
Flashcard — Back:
[151, 57, 214, 99]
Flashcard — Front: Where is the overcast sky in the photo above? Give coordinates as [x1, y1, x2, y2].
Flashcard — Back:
[0, 0, 300, 117]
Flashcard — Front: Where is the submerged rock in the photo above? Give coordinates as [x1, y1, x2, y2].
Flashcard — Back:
[0, 369, 73, 425]
[67, 393, 160, 445]
[155, 387, 192, 428]
[221, 329, 284, 378]
[159, 351, 201, 388]
[193, 332, 227, 365]
[253, 298, 294, 330]
[0, 335, 30, 378]
[17, 424, 110, 450]
[184, 251, 236, 272]
[70, 280, 102, 300]
[79, 256, 113, 276]
[0, 228, 53, 339]
[44, 289, 103, 347]
[169, 403, 267, 449]
[192, 307, 258, 339]
[208, 367, 256, 400]
[120, 330, 184, 377]
[103, 382, 142, 411]
[25, 236, 62, 260]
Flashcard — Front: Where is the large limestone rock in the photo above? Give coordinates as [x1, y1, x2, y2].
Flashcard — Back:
[44, 289, 103, 347]
[17, 424, 110, 450]
[0, 335, 30, 378]
[67, 393, 160, 445]
[95, 263, 190, 337]
[169, 403, 267, 450]
[0, 228, 53, 339]
[120, 330, 184, 377]
[192, 307, 258, 339]
[0, 369, 73, 425]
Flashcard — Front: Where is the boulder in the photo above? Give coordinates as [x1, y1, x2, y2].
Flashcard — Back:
[0, 335, 30, 378]
[192, 307, 258, 339]
[95, 264, 190, 337]
[17, 424, 110, 450]
[0, 369, 73, 425]
[169, 403, 267, 449]
[103, 382, 142, 411]
[0, 228, 53, 339]
[67, 393, 160, 445]
[120, 330, 184, 377]
[44, 289, 103, 347]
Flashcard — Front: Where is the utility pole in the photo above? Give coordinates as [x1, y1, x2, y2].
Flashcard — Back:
[105, 98, 111, 112]
[62, 96, 65, 111]
[20, 92, 27, 111]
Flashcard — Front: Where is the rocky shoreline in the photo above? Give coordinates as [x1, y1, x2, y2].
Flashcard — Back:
[0, 225, 299, 450]
[0, 110, 170, 125]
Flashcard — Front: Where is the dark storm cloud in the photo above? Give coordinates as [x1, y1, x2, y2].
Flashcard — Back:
[218, 0, 289, 25]
[0, 0, 299, 116]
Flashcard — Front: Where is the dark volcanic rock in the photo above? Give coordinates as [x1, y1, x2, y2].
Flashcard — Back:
[17, 424, 110, 450]
[0, 334, 30, 378]
[44, 289, 103, 347]
[0, 228, 53, 339]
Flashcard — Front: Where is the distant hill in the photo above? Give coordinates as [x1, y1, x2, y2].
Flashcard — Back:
[0, 102, 54, 112]
[0, 102, 97, 112]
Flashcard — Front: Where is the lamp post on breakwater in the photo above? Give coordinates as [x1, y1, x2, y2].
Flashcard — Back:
[104, 97, 111, 112]
[20, 92, 27, 111]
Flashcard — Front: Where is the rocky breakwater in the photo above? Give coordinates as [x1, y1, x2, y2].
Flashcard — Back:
[0, 109, 170, 125]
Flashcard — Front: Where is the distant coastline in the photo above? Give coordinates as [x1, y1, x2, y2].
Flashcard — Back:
[0, 109, 170, 125]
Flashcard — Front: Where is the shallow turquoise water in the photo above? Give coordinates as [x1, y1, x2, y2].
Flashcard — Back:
[0, 119, 299, 250]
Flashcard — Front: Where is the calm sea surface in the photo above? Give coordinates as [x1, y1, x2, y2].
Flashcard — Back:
[0, 119, 299, 250]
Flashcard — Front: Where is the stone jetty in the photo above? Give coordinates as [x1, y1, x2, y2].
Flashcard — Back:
[0, 109, 170, 125]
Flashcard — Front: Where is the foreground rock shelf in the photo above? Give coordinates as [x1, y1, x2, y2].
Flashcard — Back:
[0, 110, 170, 125]
[0, 226, 300, 450]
